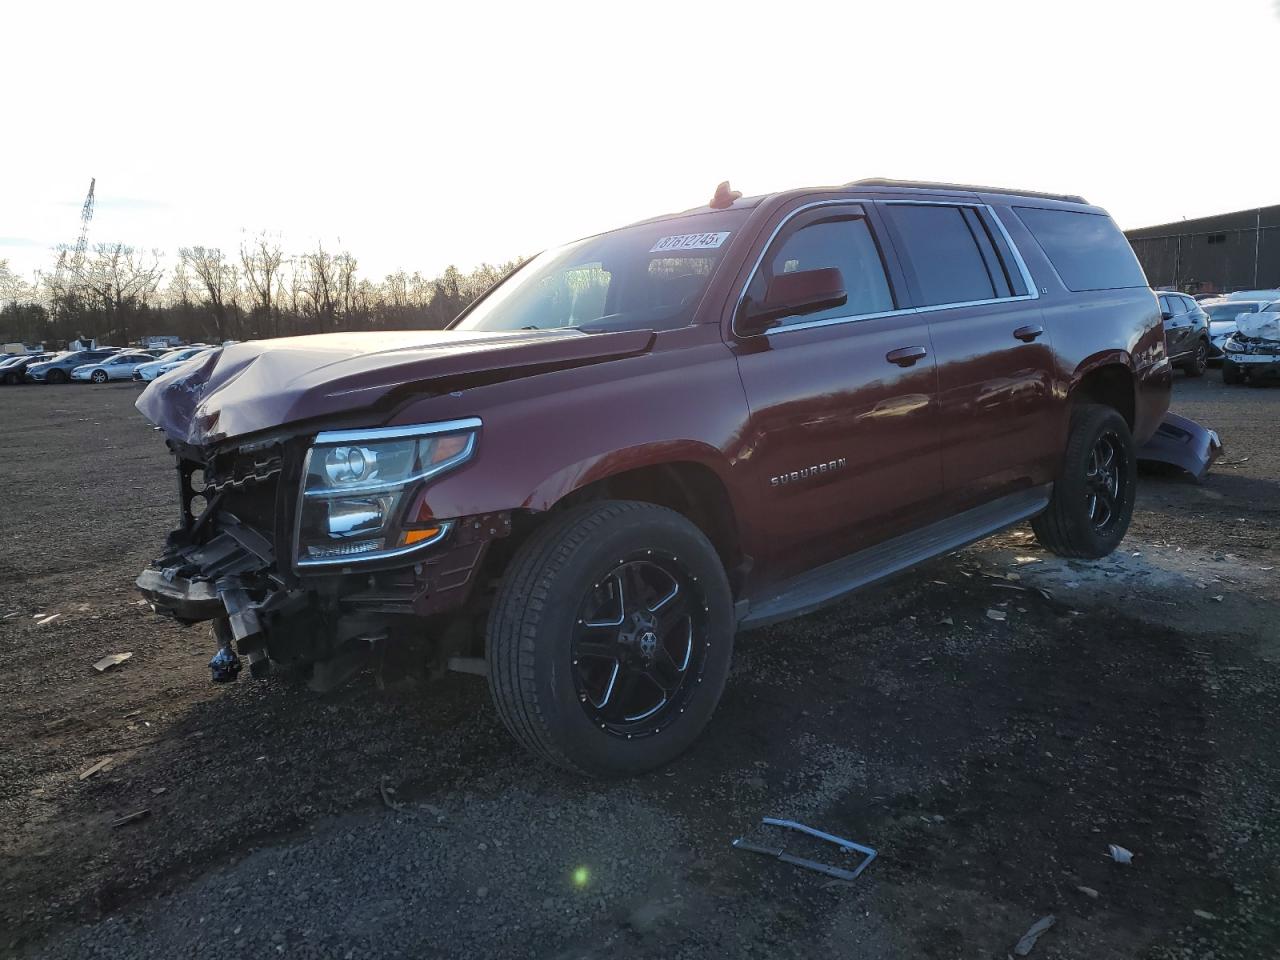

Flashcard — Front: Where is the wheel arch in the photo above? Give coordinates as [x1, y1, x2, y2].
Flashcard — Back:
[1068, 354, 1136, 430]
[486, 443, 749, 602]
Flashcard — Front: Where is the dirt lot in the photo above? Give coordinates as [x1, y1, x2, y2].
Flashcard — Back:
[2, 374, 1278, 959]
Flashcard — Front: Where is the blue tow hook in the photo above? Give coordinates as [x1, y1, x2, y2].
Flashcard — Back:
[210, 644, 242, 682]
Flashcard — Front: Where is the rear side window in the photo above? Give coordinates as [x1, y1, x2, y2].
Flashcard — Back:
[882, 204, 997, 306]
[1014, 207, 1147, 292]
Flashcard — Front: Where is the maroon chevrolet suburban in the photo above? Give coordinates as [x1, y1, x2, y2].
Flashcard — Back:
[136, 179, 1171, 776]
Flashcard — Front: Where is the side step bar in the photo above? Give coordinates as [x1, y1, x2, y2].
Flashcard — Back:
[738, 484, 1051, 630]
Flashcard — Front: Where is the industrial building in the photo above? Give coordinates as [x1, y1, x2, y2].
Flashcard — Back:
[1124, 204, 1280, 295]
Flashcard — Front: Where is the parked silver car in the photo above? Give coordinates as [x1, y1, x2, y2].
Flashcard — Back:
[71, 352, 156, 383]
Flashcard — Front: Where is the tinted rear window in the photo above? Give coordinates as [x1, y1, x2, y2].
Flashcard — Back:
[883, 204, 997, 306]
[1015, 207, 1147, 292]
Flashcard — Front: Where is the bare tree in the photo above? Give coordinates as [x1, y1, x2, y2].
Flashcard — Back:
[0, 258, 33, 303]
[180, 246, 236, 341]
[80, 243, 164, 344]
[302, 244, 337, 333]
[240, 233, 285, 338]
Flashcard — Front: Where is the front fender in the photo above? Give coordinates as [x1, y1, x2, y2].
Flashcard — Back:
[521, 439, 738, 512]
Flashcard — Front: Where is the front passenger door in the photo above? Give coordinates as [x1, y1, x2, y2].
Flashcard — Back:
[731, 203, 943, 583]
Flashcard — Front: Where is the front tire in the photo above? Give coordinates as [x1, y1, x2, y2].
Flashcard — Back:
[1032, 404, 1136, 559]
[90, 370, 108, 384]
[46, 369, 68, 384]
[486, 500, 734, 777]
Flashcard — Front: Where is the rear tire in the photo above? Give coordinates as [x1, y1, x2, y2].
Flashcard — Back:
[1182, 339, 1207, 377]
[1032, 404, 1136, 559]
[486, 500, 734, 777]
[3, 372, 18, 386]
[1222, 359, 1243, 385]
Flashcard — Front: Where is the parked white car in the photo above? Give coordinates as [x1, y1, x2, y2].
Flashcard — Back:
[71, 352, 157, 383]
[148, 347, 215, 380]
[133, 346, 209, 382]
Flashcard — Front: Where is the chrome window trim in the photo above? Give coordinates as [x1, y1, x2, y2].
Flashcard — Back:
[737, 198, 1040, 339]
[314, 417, 482, 444]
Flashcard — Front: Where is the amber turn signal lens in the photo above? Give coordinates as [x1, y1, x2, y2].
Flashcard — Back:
[401, 526, 442, 546]
[429, 434, 470, 463]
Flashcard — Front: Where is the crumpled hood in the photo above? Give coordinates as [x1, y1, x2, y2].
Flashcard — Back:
[136, 327, 654, 447]
[1237, 312, 1280, 342]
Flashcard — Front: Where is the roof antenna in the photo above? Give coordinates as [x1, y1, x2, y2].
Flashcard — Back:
[709, 181, 741, 209]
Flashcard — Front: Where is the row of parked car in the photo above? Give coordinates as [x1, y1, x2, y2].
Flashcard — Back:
[1157, 288, 1280, 385]
[0, 345, 214, 386]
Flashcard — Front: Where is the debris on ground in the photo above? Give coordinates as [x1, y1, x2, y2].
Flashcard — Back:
[379, 776, 403, 811]
[1013, 914, 1056, 956]
[732, 817, 877, 883]
[986, 609, 1007, 622]
[78, 758, 112, 781]
[36, 613, 62, 626]
[1193, 909, 1218, 920]
[93, 653, 132, 672]
[110, 809, 150, 828]
[1108, 843, 1134, 864]
[1077, 885, 1100, 899]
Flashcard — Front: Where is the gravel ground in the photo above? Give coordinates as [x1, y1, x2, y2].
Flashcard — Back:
[2, 372, 1278, 959]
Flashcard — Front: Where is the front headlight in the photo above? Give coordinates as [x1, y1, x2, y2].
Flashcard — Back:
[294, 418, 480, 567]
[1223, 337, 1244, 353]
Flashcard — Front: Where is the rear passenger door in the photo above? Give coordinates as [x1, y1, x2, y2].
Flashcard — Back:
[879, 201, 1059, 513]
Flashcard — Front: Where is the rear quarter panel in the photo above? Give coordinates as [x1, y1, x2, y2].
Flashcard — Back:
[993, 200, 1170, 447]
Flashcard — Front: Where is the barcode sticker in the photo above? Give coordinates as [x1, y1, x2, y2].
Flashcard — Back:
[649, 232, 731, 253]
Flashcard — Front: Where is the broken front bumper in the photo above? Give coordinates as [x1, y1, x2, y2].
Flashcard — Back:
[1135, 411, 1223, 482]
[1225, 352, 1280, 379]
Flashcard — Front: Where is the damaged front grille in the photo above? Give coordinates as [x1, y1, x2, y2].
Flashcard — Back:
[1229, 335, 1280, 355]
[179, 443, 295, 554]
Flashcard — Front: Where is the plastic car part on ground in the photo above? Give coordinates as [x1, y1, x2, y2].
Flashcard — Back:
[1135, 411, 1223, 482]
[732, 817, 877, 882]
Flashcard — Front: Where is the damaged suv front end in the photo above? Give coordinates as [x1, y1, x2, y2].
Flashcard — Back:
[1222, 309, 1280, 383]
[136, 416, 506, 688]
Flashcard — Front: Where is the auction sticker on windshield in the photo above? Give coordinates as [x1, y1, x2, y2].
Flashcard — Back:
[649, 232, 731, 253]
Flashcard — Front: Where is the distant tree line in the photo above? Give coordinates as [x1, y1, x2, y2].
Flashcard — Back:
[0, 236, 523, 348]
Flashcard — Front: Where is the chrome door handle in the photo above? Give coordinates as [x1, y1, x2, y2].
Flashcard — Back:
[1013, 324, 1044, 342]
[886, 345, 928, 367]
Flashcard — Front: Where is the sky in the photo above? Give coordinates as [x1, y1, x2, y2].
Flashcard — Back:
[2, 0, 1279, 286]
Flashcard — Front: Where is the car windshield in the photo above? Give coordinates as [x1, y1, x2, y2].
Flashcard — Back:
[452, 209, 750, 334]
[1207, 302, 1260, 320]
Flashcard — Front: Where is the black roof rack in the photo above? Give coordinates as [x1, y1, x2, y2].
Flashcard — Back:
[851, 178, 1087, 205]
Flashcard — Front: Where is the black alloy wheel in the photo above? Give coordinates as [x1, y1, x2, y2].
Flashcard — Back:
[1032, 403, 1136, 559]
[1084, 430, 1127, 534]
[486, 499, 734, 777]
[570, 553, 707, 738]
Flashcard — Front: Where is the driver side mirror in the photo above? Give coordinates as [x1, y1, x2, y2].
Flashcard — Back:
[738, 267, 848, 336]
[1160, 311, 1173, 322]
